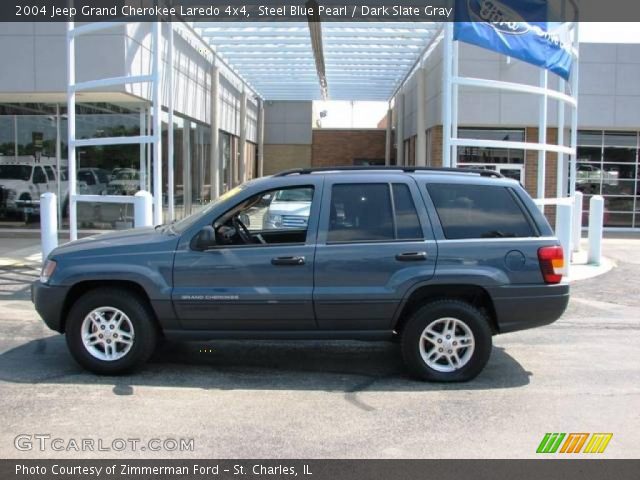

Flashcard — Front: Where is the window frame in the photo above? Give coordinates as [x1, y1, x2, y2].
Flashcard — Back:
[326, 182, 425, 245]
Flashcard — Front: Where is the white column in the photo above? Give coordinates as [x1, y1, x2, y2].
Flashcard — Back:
[588, 196, 604, 265]
[569, 24, 580, 197]
[396, 92, 404, 166]
[40, 193, 58, 259]
[555, 202, 572, 277]
[210, 65, 220, 199]
[238, 89, 247, 183]
[537, 69, 548, 202]
[572, 191, 583, 253]
[139, 107, 147, 191]
[557, 78, 566, 198]
[66, 21, 78, 241]
[183, 119, 191, 214]
[451, 39, 459, 167]
[442, 22, 453, 168]
[416, 67, 427, 167]
[167, 22, 175, 221]
[257, 99, 265, 178]
[55, 104, 62, 226]
[152, 21, 163, 226]
[384, 107, 392, 166]
[134, 191, 153, 228]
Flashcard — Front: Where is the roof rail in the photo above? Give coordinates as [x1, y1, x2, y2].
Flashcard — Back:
[273, 166, 504, 179]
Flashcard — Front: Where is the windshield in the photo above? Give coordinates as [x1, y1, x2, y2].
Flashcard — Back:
[170, 185, 245, 234]
[274, 188, 313, 202]
[0, 165, 32, 181]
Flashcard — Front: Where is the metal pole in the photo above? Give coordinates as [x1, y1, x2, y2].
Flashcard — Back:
[416, 67, 427, 167]
[557, 78, 565, 198]
[152, 21, 163, 226]
[55, 104, 62, 226]
[442, 22, 453, 168]
[384, 106, 392, 166]
[569, 23, 580, 197]
[210, 65, 220, 197]
[66, 21, 78, 241]
[257, 99, 265, 178]
[537, 69, 548, 201]
[238, 89, 247, 183]
[451, 39, 459, 167]
[167, 22, 175, 221]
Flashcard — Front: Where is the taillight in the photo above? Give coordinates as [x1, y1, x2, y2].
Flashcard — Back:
[538, 246, 564, 284]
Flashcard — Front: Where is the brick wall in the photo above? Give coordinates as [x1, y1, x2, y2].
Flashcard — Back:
[263, 144, 312, 175]
[524, 127, 560, 227]
[311, 129, 387, 167]
[428, 126, 443, 167]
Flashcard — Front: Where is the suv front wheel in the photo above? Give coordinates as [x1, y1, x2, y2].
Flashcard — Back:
[65, 288, 158, 375]
[401, 300, 492, 382]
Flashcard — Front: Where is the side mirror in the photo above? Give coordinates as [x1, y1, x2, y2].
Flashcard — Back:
[191, 225, 216, 251]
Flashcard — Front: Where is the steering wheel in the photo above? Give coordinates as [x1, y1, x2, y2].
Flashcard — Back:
[232, 215, 253, 244]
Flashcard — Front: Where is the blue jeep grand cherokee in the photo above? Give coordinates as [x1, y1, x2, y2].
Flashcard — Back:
[32, 167, 569, 381]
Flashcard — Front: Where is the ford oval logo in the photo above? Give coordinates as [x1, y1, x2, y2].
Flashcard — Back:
[467, 0, 531, 35]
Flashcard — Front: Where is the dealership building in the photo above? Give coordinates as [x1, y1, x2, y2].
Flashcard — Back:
[0, 21, 639, 231]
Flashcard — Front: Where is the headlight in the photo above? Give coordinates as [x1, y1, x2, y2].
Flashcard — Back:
[265, 214, 282, 228]
[7, 189, 17, 201]
[40, 259, 57, 284]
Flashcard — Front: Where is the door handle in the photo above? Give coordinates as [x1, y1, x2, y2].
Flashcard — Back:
[395, 252, 427, 261]
[271, 256, 305, 266]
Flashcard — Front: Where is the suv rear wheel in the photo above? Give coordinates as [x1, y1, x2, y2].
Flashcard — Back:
[65, 288, 157, 375]
[401, 300, 492, 382]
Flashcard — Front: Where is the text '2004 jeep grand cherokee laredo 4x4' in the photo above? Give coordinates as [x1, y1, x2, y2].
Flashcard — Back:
[32, 167, 569, 382]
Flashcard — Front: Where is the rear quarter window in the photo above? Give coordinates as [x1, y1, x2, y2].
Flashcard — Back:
[426, 183, 536, 239]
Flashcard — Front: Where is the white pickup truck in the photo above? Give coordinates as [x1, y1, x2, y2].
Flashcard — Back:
[0, 161, 88, 220]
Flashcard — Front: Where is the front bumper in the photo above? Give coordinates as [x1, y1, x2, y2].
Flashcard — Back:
[31, 281, 69, 333]
[489, 283, 570, 334]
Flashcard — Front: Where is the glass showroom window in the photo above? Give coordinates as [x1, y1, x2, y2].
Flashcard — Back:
[577, 130, 639, 228]
[457, 128, 526, 182]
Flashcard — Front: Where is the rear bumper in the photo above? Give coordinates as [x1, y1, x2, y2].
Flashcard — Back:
[31, 281, 69, 333]
[489, 283, 570, 334]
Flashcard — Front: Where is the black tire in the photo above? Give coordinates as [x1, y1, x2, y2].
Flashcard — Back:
[65, 288, 158, 375]
[401, 299, 492, 382]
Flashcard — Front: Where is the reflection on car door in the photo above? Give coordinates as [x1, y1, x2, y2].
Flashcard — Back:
[313, 175, 437, 330]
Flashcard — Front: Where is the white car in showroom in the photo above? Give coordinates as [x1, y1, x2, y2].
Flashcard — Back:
[262, 187, 313, 230]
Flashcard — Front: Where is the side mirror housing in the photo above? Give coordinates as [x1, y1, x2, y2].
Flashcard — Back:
[191, 225, 216, 251]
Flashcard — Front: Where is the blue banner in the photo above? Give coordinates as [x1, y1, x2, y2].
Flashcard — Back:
[454, 0, 573, 80]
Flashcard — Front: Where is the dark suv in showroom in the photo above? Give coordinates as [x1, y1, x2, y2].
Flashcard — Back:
[33, 167, 569, 381]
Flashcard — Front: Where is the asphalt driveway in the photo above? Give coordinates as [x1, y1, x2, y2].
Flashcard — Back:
[0, 236, 638, 459]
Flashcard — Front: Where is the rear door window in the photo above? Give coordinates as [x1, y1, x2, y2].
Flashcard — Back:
[426, 183, 535, 239]
[327, 183, 423, 243]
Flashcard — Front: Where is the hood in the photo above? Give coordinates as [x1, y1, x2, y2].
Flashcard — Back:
[0, 179, 28, 190]
[268, 201, 312, 216]
[50, 226, 171, 257]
